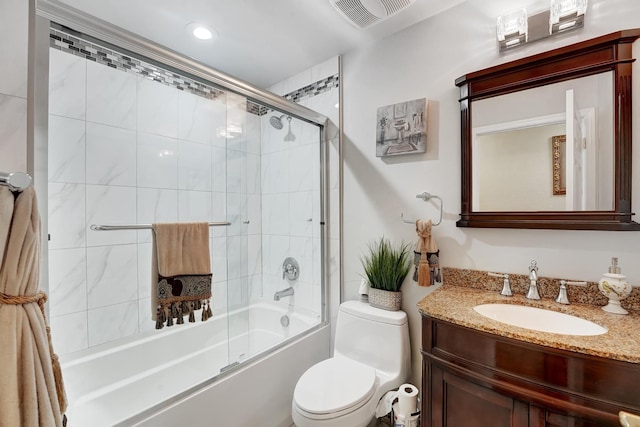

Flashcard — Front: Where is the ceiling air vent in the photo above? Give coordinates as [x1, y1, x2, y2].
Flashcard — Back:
[329, 0, 416, 29]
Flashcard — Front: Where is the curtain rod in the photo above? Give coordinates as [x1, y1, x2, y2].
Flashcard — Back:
[90, 222, 231, 231]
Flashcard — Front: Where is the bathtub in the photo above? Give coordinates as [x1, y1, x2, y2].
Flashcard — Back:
[61, 302, 329, 427]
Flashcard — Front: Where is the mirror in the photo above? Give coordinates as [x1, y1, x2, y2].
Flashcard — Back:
[472, 72, 613, 212]
[456, 29, 640, 230]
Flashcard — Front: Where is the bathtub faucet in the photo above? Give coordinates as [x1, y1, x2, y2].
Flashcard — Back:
[274, 287, 294, 301]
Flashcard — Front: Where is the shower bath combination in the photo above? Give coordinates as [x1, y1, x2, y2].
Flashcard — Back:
[45, 25, 327, 426]
[270, 113, 297, 141]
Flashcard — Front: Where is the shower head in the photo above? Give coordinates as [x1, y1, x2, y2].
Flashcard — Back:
[269, 114, 285, 130]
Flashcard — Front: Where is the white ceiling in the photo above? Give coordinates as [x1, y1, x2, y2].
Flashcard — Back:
[53, 0, 466, 88]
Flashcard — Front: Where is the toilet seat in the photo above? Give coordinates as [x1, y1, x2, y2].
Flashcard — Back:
[293, 357, 376, 419]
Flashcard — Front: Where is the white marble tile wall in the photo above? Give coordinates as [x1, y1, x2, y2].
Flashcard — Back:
[260, 114, 324, 315]
[266, 57, 340, 320]
[49, 49, 86, 120]
[48, 115, 86, 183]
[47, 47, 266, 355]
[86, 123, 136, 186]
[0, 94, 28, 172]
[86, 60, 137, 130]
[0, 0, 28, 172]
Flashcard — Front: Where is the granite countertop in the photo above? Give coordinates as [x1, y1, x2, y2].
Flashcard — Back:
[417, 284, 640, 364]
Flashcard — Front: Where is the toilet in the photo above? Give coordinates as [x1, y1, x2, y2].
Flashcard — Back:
[292, 300, 411, 427]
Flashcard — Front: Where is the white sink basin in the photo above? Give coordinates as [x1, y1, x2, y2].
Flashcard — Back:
[473, 303, 607, 336]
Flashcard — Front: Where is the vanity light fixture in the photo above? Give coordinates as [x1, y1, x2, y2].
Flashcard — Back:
[497, 0, 587, 52]
[186, 23, 216, 41]
[550, 0, 588, 34]
[496, 9, 528, 49]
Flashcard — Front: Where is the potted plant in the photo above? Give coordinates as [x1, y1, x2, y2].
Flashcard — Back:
[361, 237, 412, 311]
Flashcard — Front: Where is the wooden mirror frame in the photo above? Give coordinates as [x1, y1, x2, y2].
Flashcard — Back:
[456, 29, 640, 230]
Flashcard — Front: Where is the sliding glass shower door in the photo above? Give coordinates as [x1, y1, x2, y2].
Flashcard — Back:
[47, 27, 324, 366]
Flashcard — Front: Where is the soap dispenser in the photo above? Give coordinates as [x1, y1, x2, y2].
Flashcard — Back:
[598, 257, 632, 315]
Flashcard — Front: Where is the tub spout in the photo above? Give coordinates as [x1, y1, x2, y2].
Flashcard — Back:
[274, 287, 294, 301]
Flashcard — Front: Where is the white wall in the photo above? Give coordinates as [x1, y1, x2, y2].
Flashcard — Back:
[0, 0, 29, 173]
[341, 0, 640, 391]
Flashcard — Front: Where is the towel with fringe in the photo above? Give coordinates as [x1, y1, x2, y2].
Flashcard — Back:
[152, 222, 213, 329]
[414, 219, 441, 286]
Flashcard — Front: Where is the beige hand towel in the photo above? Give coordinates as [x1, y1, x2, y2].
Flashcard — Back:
[151, 222, 213, 328]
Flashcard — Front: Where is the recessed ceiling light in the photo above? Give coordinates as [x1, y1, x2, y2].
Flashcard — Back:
[193, 26, 212, 40]
[186, 23, 216, 41]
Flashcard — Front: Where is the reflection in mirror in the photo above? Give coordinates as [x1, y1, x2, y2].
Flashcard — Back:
[551, 135, 566, 196]
[471, 72, 613, 212]
[474, 122, 565, 211]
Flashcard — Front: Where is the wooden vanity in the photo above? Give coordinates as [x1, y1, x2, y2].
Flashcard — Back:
[419, 284, 640, 427]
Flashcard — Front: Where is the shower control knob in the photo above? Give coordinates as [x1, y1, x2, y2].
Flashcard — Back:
[282, 257, 300, 281]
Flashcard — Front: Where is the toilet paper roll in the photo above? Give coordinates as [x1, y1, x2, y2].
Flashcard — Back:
[358, 280, 370, 302]
[397, 383, 419, 418]
[358, 280, 369, 296]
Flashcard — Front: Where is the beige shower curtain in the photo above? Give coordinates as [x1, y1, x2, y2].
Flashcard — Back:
[0, 186, 67, 427]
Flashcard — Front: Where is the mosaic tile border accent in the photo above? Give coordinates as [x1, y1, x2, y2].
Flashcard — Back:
[49, 27, 339, 117]
[50, 28, 228, 101]
[283, 75, 340, 103]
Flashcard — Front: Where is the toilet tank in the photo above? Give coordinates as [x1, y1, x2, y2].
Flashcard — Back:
[334, 301, 410, 378]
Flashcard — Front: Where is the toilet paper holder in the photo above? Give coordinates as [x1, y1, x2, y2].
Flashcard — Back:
[375, 384, 420, 427]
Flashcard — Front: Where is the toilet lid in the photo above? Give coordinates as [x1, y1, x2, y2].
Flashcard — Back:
[294, 358, 376, 415]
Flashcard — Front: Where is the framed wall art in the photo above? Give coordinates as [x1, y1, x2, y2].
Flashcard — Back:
[376, 98, 428, 157]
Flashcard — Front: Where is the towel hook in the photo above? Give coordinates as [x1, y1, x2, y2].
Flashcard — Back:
[401, 192, 443, 226]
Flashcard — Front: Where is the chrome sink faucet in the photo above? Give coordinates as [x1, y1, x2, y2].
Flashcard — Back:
[488, 272, 512, 296]
[526, 260, 540, 300]
[555, 280, 587, 305]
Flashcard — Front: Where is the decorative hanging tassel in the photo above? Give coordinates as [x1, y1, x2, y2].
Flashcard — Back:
[418, 252, 431, 287]
[201, 303, 208, 321]
[182, 301, 190, 313]
[416, 219, 435, 287]
[171, 302, 179, 319]
[188, 303, 195, 323]
[207, 301, 213, 319]
[166, 311, 174, 326]
[194, 300, 202, 311]
[50, 353, 67, 417]
[155, 306, 165, 329]
[176, 304, 184, 324]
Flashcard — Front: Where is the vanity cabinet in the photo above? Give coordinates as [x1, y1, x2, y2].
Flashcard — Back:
[421, 315, 640, 427]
